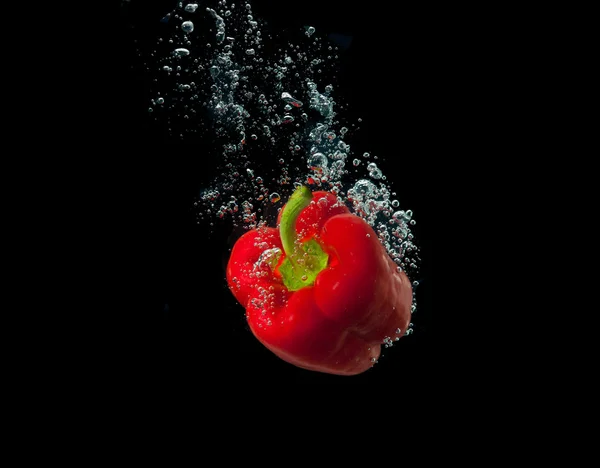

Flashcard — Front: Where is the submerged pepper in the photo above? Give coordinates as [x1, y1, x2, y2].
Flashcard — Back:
[226, 185, 412, 375]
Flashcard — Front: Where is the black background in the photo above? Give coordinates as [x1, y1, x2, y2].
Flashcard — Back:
[114, 0, 439, 385]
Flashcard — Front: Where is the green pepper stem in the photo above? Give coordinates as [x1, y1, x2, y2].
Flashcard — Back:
[279, 185, 313, 264]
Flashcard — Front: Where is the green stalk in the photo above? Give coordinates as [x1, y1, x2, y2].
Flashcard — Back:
[277, 185, 329, 291]
[279, 185, 313, 265]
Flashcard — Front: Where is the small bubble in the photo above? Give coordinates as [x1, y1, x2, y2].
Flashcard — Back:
[353, 159, 360, 166]
[181, 21, 194, 33]
[173, 48, 190, 56]
[270, 193, 281, 203]
[363, 152, 370, 158]
[392, 200, 399, 208]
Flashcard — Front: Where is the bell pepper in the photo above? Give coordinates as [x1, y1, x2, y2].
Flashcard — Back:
[226, 185, 413, 376]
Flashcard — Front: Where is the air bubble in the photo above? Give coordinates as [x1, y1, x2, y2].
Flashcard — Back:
[269, 193, 281, 203]
[181, 21, 194, 33]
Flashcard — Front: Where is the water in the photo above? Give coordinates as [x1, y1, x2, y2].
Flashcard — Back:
[140, 0, 420, 325]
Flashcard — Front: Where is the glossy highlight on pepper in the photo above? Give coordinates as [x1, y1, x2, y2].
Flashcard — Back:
[226, 185, 412, 375]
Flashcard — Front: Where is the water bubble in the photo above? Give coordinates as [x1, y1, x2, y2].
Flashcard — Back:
[306, 26, 316, 37]
[269, 193, 281, 203]
[353, 159, 360, 166]
[281, 115, 294, 124]
[281, 92, 303, 108]
[184, 3, 198, 13]
[246, 48, 256, 55]
[391, 200, 399, 208]
[181, 21, 194, 33]
[156, 97, 164, 104]
[174, 48, 190, 56]
[363, 152, 370, 158]
[369, 167, 383, 180]
[308, 153, 328, 171]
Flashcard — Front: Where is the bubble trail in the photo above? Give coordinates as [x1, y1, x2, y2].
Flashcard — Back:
[140, 0, 421, 319]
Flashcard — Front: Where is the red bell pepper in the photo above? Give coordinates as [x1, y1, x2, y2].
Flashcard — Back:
[226, 185, 412, 375]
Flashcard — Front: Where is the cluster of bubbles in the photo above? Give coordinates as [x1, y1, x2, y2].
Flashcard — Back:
[141, 0, 420, 340]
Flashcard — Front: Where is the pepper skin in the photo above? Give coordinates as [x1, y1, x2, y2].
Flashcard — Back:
[226, 186, 412, 376]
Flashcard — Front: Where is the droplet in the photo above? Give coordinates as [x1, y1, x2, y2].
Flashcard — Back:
[181, 21, 194, 33]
